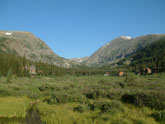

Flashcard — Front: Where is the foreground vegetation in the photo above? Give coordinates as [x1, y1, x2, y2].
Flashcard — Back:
[0, 73, 164, 124]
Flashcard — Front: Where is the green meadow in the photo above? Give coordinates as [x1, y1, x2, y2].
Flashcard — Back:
[0, 73, 164, 124]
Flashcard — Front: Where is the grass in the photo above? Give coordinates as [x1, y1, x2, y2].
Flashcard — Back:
[34, 101, 159, 124]
[0, 97, 30, 118]
[0, 96, 30, 124]
[0, 73, 164, 124]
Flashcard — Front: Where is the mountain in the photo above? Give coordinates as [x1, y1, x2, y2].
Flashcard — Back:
[1, 31, 164, 68]
[0, 31, 70, 67]
[83, 34, 165, 66]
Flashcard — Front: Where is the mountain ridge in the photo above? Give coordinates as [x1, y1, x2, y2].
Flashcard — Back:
[0, 30, 165, 68]
[82, 34, 165, 66]
[0, 31, 71, 67]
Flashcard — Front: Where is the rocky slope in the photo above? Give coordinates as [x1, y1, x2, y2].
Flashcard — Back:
[0, 31, 70, 67]
[69, 57, 89, 65]
[83, 34, 165, 66]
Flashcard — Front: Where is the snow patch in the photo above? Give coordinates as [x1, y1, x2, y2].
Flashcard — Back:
[125, 36, 132, 39]
[119, 36, 132, 40]
[5, 32, 12, 36]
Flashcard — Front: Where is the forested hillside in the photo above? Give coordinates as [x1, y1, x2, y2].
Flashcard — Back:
[0, 50, 67, 77]
[131, 39, 165, 72]
[116, 39, 165, 72]
[0, 31, 70, 67]
[83, 34, 165, 67]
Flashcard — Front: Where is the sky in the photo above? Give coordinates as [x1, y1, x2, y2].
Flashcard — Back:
[0, 0, 165, 58]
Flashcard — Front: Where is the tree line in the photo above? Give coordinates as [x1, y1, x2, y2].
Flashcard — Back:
[0, 39, 164, 77]
[0, 50, 68, 77]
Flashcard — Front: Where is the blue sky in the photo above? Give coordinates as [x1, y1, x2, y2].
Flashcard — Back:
[0, 0, 165, 58]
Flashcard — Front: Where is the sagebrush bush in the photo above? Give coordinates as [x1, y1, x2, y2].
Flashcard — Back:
[124, 73, 135, 84]
[6, 69, 12, 83]
[89, 99, 124, 114]
[38, 84, 55, 92]
[122, 91, 165, 110]
[86, 90, 99, 99]
[151, 111, 165, 123]
[73, 104, 88, 113]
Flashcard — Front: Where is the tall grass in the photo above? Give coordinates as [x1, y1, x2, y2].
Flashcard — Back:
[0, 97, 30, 118]
[34, 101, 159, 124]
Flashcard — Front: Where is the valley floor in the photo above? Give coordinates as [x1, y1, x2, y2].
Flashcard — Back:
[0, 73, 165, 124]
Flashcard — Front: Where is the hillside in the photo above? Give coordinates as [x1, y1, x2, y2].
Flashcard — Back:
[83, 34, 165, 67]
[0, 31, 70, 67]
[69, 57, 89, 65]
[124, 39, 165, 71]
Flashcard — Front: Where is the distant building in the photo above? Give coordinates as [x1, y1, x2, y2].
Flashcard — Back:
[146, 68, 152, 74]
[104, 72, 110, 76]
[29, 65, 37, 75]
[119, 71, 125, 76]
[138, 67, 152, 75]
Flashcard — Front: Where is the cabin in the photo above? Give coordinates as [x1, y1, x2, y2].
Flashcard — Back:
[146, 68, 152, 74]
[138, 67, 152, 75]
[29, 65, 37, 77]
[104, 72, 110, 76]
[119, 71, 124, 76]
[118, 71, 126, 76]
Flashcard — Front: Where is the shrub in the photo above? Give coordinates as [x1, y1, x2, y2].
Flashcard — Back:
[122, 91, 165, 110]
[112, 119, 128, 124]
[118, 82, 125, 88]
[151, 111, 165, 122]
[86, 90, 99, 99]
[98, 79, 108, 84]
[124, 73, 135, 84]
[38, 84, 55, 92]
[51, 92, 87, 104]
[6, 69, 12, 83]
[46, 96, 58, 105]
[73, 104, 87, 113]
[133, 120, 147, 124]
[0, 70, 2, 77]
[89, 99, 124, 114]
[0, 89, 11, 96]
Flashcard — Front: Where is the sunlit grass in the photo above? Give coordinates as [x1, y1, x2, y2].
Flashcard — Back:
[34, 101, 159, 124]
[0, 96, 30, 118]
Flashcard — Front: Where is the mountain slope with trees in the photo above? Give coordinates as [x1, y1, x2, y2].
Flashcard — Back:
[0, 31, 71, 67]
[129, 39, 165, 72]
[83, 34, 165, 67]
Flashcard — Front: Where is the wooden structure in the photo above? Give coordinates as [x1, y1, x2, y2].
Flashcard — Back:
[119, 71, 125, 76]
[104, 72, 110, 76]
[136, 67, 152, 75]
[29, 65, 37, 75]
[146, 68, 152, 74]
[29, 65, 37, 78]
